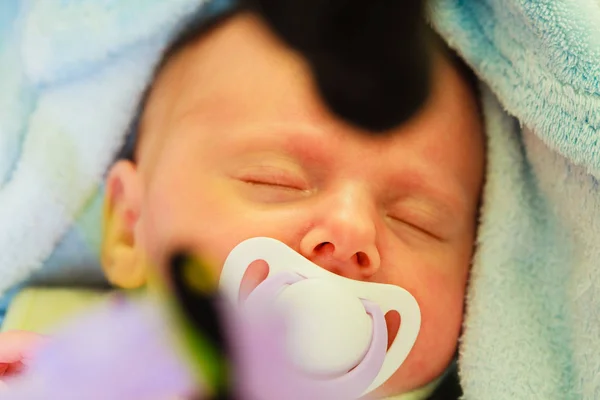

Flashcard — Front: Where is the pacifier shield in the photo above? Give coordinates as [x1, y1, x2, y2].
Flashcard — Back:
[219, 237, 421, 396]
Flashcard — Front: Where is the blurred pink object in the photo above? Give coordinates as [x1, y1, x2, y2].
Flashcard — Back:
[0, 295, 373, 399]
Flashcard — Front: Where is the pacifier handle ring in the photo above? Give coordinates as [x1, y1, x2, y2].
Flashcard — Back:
[243, 270, 303, 312]
[302, 299, 387, 399]
[243, 272, 389, 398]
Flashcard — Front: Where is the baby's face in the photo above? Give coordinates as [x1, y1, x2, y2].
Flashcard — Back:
[104, 13, 484, 397]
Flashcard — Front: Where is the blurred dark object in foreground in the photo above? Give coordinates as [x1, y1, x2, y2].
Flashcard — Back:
[244, 0, 432, 133]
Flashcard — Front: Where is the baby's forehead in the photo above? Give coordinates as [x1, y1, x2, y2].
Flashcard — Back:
[118, 6, 241, 162]
[123, 14, 316, 164]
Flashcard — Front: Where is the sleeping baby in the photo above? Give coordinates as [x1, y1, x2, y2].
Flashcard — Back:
[0, 8, 484, 400]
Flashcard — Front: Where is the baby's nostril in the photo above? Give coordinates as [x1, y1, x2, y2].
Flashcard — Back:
[314, 242, 333, 253]
[355, 251, 370, 268]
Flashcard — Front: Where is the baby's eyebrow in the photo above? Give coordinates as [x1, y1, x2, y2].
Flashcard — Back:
[224, 123, 330, 163]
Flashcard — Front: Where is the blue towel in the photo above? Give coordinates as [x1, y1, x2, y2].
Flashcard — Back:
[430, 0, 600, 398]
[0, 0, 228, 300]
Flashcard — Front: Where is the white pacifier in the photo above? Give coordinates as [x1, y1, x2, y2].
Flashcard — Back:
[219, 237, 421, 398]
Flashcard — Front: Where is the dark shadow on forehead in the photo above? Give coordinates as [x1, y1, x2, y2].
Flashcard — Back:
[117, 2, 479, 165]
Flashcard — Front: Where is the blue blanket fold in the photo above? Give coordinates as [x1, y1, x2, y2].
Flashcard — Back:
[430, 0, 600, 398]
[430, 0, 600, 175]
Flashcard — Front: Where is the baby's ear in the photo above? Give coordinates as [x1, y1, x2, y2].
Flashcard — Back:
[101, 161, 147, 288]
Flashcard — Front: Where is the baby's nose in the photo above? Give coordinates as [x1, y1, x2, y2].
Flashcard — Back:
[299, 186, 382, 279]
[299, 223, 380, 280]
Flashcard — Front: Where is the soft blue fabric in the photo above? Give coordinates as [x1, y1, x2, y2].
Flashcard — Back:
[431, 0, 600, 175]
[429, 1, 600, 398]
[0, 0, 239, 303]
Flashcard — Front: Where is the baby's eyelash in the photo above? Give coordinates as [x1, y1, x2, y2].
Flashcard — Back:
[242, 177, 303, 190]
[237, 167, 309, 191]
[236, 175, 312, 204]
[387, 215, 444, 241]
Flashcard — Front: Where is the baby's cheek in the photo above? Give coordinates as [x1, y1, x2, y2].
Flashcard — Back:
[415, 280, 464, 356]
[379, 266, 466, 394]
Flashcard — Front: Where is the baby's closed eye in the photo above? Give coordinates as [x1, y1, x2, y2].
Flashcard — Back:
[233, 164, 312, 203]
[239, 166, 308, 190]
[386, 202, 455, 242]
